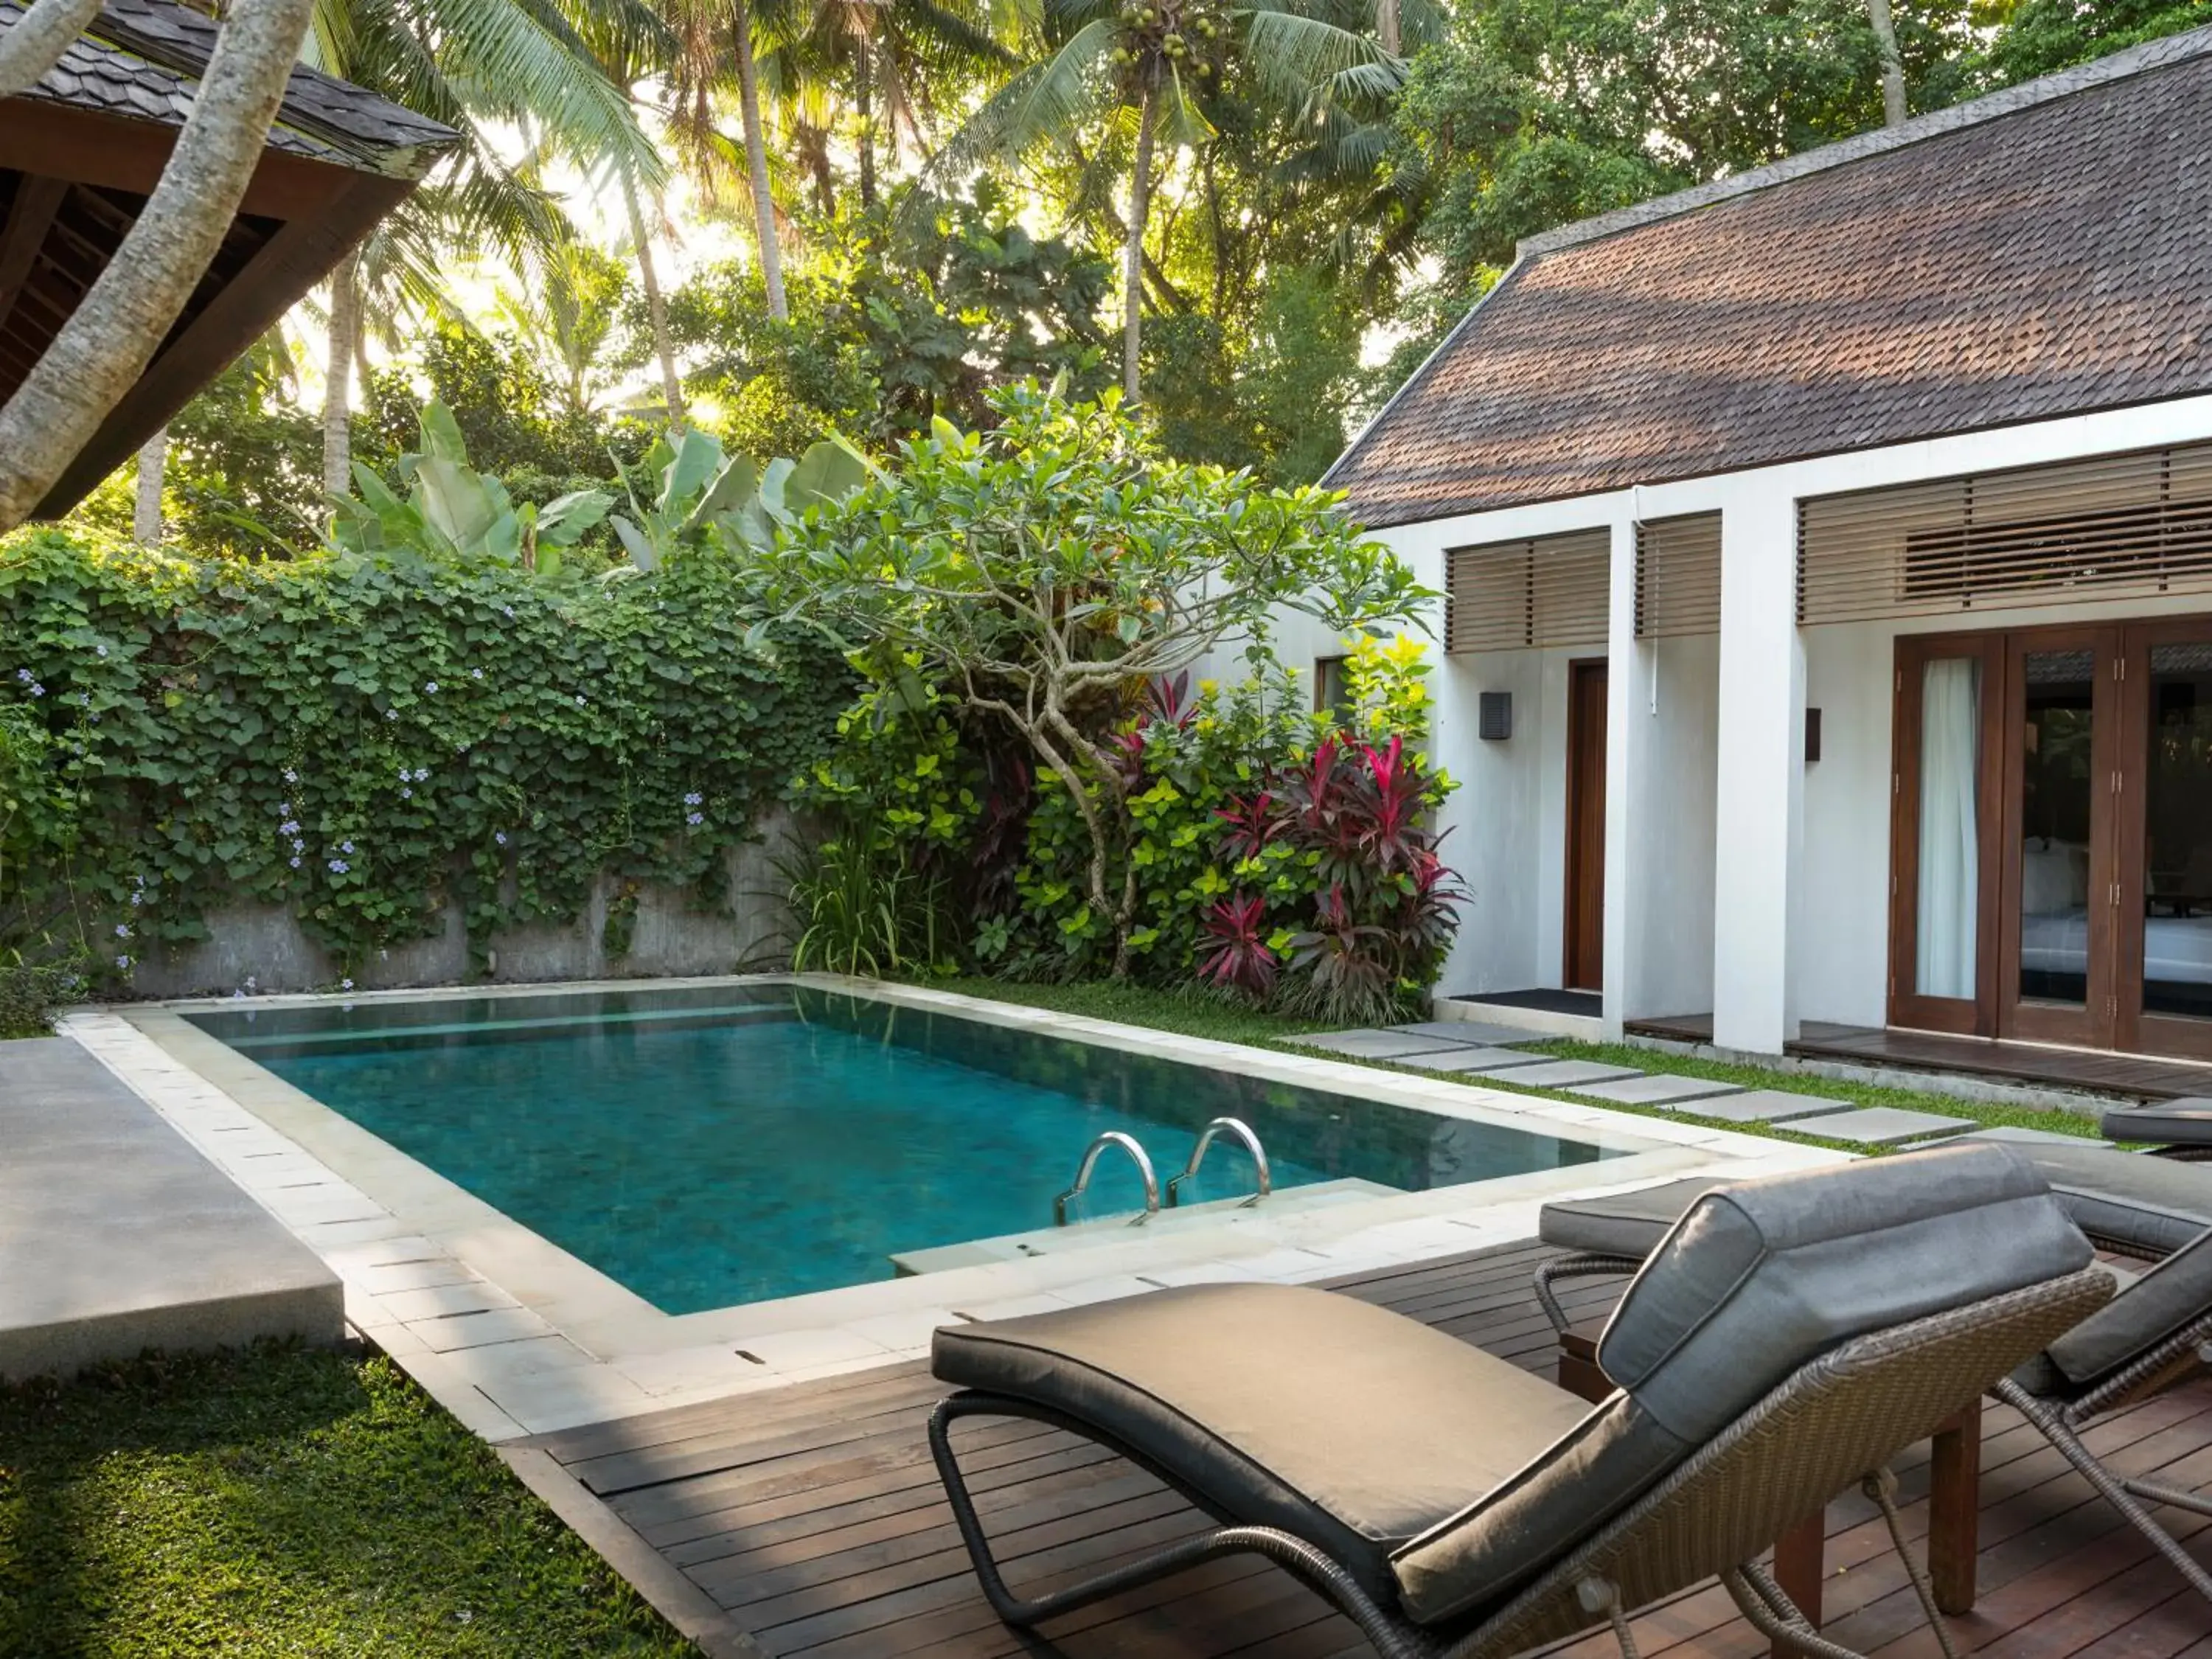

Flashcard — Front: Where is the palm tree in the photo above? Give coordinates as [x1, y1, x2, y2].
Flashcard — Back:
[776, 0, 1012, 209]
[938, 0, 1391, 400]
[302, 0, 670, 489]
[0, 0, 318, 530]
[664, 0, 788, 321]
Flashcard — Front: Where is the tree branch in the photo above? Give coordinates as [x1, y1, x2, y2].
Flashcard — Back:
[0, 0, 105, 102]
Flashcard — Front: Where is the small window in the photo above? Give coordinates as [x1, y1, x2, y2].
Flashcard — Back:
[1315, 656, 1354, 728]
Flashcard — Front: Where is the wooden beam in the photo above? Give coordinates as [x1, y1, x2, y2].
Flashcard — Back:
[0, 175, 67, 334]
[36, 170, 411, 518]
[0, 102, 379, 221]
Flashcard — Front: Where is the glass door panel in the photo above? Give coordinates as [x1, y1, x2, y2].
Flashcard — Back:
[1915, 658, 1982, 1001]
[2135, 636, 2212, 1044]
[2015, 649, 2097, 1008]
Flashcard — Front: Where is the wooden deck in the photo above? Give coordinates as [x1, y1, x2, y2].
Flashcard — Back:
[1625, 1015, 2212, 1102]
[518, 1241, 2212, 1659]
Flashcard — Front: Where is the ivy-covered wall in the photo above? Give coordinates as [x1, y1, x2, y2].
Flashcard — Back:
[1, 530, 850, 995]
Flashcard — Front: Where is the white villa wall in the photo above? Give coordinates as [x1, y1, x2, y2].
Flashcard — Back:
[1621, 633, 1719, 1019]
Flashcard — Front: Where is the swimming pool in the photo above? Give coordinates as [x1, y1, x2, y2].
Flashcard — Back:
[184, 983, 1621, 1312]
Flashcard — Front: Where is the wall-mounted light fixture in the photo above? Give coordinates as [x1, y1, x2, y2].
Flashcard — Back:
[1479, 691, 1513, 741]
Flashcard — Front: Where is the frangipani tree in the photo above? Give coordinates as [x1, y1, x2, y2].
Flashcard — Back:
[758, 380, 1430, 973]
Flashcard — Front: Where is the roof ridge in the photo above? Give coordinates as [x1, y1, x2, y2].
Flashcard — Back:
[1516, 22, 2212, 262]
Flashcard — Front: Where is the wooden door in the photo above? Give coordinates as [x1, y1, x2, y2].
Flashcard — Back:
[1565, 660, 1607, 992]
[1888, 633, 2006, 1035]
[2117, 618, 2212, 1060]
[1997, 625, 2123, 1048]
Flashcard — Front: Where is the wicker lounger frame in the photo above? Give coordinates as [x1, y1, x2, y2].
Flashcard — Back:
[928, 1267, 2111, 1659]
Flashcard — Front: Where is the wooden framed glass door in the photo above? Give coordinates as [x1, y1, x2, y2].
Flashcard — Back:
[1890, 633, 2005, 1034]
[1891, 616, 2212, 1057]
[2117, 620, 2212, 1060]
[1996, 626, 2122, 1048]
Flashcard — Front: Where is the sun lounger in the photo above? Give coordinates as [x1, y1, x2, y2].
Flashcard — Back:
[928, 1146, 2107, 1659]
[1538, 1141, 2212, 1608]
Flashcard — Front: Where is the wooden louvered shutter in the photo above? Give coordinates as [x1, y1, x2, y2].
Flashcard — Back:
[1445, 528, 1610, 653]
[1635, 513, 1721, 638]
[1798, 442, 2212, 627]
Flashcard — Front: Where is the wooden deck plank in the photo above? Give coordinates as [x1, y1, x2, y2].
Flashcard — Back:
[525, 1237, 2212, 1658]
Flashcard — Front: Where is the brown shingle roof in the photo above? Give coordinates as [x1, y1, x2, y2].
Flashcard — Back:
[1329, 28, 2212, 529]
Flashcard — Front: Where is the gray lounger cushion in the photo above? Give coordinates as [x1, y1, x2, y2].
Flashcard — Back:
[1390, 1144, 2092, 1625]
[2014, 1142, 2212, 1257]
[1537, 1178, 1727, 1259]
[2037, 1228, 2212, 1389]
[2101, 1099, 2212, 1149]
[931, 1282, 1589, 1602]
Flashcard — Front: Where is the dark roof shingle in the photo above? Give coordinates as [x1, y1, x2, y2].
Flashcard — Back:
[0, 0, 455, 178]
[1329, 28, 2212, 529]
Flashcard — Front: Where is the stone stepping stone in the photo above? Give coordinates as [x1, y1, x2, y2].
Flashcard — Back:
[1787, 1105, 1978, 1145]
[1497, 1060, 1645, 1088]
[1390, 1020, 1548, 1047]
[1392, 1046, 1553, 1074]
[1676, 1089, 1846, 1125]
[1933, 1124, 2112, 1149]
[1568, 1074, 1744, 1107]
[1300, 1029, 1470, 1060]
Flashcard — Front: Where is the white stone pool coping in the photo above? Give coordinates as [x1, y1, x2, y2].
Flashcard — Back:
[63, 975, 1846, 1443]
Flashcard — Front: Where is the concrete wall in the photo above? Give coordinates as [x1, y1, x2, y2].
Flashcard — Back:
[130, 821, 796, 998]
[1620, 631, 1720, 1020]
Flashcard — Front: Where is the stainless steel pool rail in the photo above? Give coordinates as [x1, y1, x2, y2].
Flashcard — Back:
[1166, 1118, 1273, 1209]
[1053, 1132, 1160, 1227]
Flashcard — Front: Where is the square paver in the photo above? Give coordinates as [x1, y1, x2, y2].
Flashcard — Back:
[1676, 1089, 1848, 1125]
[1494, 1060, 1644, 1088]
[1935, 1124, 2110, 1148]
[1391, 1046, 1554, 1074]
[1299, 1029, 1471, 1060]
[1787, 1106, 1978, 1145]
[1389, 1020, 1548, 1047]
[1568, 1074, 1744, 1107]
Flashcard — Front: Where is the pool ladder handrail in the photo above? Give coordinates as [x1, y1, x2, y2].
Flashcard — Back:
[1166, 1117, 1273, 1209]
[1054, 1132, 1160, 1227]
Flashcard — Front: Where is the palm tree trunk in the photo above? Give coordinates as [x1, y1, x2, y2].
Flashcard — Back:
[1122, 84, 1157, 403]
[323, 250, 361, 498]
[732, 0, 787, 322]
[1865, 0, 1907, 126]
[855, 40, 876, 210]
[132, 425, 167, 544]
[1376, 0, 1399, 57]
[0, 0, 316, 532]
[621, 169, 685, 428]
[0, 0, 105, 99]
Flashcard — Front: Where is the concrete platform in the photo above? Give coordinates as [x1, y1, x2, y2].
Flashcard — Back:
[0, 1037, 342, 1380]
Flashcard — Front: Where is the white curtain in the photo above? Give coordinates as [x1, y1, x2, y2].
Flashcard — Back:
[1916, 658, 1981, 1001]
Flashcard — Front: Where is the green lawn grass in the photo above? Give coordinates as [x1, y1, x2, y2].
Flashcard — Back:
[0, 1342, 692, 1659]
[926, 976, 2106, 1150]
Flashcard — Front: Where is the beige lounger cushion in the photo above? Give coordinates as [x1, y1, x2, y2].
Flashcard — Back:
[931, 1282, 1589, 1601]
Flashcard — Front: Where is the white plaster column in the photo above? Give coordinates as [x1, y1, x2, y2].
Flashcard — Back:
[1600, 507, 1640, 1040]
[1711, 487, 1806, 1054]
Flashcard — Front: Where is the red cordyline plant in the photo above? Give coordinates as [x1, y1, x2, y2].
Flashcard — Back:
[1209, 731, 1466, 1024]
[1197, 890, 1277, 997]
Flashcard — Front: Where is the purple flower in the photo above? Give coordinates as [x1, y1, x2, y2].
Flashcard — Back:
[574, 694, 587, 706]
[284, 768, 298, 783]
[96, 645, 108, 658]
[340, 977, 355, 991]
[289, 856, 302, 869]
[291, 839, 305, 855]
[116, 954, 131, 970]
[329, 858, 350, 874]
[130, 891, 142, 906]
[340, 840, 354, 854]
[279, 820, 299, 835]
[424, 681, 439, 693]
[400, 787, 412, 799]
[470, 668, 483, 680]
[686, 812, 704, 826]
[494, 831, 508, 846]
[114, 923, 130, 939]
[385, 709, 398, 722]
[12, 668, 25, 681]
[27, 683, 41, 697]
[683, 791, 703, 806]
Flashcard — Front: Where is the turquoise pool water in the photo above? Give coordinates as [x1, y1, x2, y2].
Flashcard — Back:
[187, 985, 1617, 1312]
